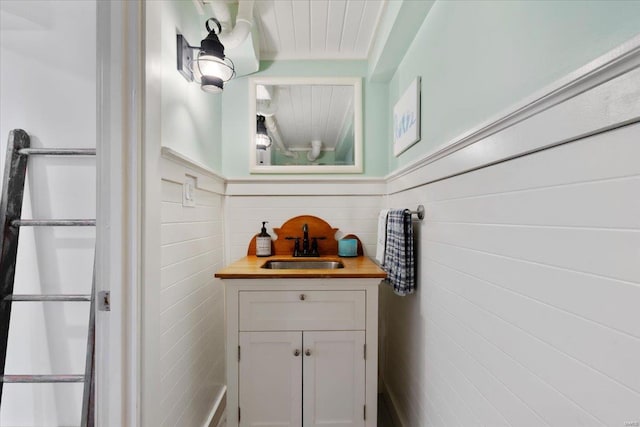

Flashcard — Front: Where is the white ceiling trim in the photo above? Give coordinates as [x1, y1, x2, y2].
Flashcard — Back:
[259, 52, 371, 61]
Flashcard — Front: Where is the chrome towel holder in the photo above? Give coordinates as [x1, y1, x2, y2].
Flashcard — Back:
[409, 205, 425, 220]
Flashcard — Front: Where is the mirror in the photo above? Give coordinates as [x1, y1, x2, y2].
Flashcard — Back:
[249, 77, 362, 173]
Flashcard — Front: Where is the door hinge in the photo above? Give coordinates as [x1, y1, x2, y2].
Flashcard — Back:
[98, 291, 110, 311]
[364, 404, 366, 420]
[238, 407, 241, 422]
[364, 344, 366, 360]
[238, 345, 241, 362]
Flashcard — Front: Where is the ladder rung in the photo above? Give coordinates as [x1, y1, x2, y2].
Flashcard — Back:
[2, 374, 85, 384]
[4, 294, 91, 302]
[12, 219, 96, 227]
[18, 148, 96, 156]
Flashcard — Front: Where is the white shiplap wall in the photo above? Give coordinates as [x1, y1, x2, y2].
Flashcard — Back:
[159, 155, 226, 427]
[155, 37, 640, 427]
[381, 82, 640, 427]
[224, 193, 383, 262]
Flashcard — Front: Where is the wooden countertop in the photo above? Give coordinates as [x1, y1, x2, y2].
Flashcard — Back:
[214, 255, 387, 279]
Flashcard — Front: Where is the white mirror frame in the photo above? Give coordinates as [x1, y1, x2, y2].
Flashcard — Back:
[249, 76, 363, 174]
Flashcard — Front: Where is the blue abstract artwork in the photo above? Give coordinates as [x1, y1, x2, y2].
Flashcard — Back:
[393, 77, 421, 156]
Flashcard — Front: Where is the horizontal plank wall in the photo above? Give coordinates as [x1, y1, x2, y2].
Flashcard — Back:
[381, 57, 640, 426]
[223, 185, 384, 262]
[159, 151, 226, 427]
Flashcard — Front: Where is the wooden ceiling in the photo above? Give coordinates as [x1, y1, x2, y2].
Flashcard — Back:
[249, 1, 380, 151]
[254, 0, 386, 60]
[195, 0, 385, 152]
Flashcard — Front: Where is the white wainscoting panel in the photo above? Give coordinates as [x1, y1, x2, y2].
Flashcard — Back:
[157, 38, 640, 427]
[159, 155, 226, 427]
[381, 121, 640, 427]
[224, 194, 384, 262]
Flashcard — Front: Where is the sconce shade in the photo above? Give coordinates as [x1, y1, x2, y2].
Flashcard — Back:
[193, 53, 235, 81]
[192, 52, 234, 93]
[256, 115, 272, 150]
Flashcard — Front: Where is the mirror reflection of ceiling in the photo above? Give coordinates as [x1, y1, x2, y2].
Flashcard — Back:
[253, 0, 386, 60]
[257, 85, 354, 152]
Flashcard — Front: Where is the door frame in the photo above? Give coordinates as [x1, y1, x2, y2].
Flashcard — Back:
[96, 0, 143, 425]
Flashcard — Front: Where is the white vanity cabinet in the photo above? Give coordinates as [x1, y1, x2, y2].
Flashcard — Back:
[223, 279, 380, 427]
[238, 331, 302, 425]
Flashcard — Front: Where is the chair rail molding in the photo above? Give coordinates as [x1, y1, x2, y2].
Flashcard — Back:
[161, 147, 225, 195]
[225, 177, 387, 196]
[386, 33, 640, 195]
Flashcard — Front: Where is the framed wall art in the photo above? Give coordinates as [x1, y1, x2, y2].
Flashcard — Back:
[393, 76, 421, 156]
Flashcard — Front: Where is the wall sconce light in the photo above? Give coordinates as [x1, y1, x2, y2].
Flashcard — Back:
[256, 115, 272, 150]
[177, 18, 235, 93]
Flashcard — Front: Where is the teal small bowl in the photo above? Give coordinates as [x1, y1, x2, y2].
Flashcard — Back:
[338, 239, 358, 257]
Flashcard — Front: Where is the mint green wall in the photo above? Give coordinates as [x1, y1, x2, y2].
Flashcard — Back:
[221, 60, 388, 177]
[368, 0, 434, 81]
[160, 0, 222, 172]
[388, 0, 640, 172]
[191, 0, 640, 176]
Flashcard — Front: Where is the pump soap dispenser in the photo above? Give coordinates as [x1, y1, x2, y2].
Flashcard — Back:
[256, 221, 272, 257]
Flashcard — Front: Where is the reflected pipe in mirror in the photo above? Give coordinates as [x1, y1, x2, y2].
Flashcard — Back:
[249, 77, 363, 174]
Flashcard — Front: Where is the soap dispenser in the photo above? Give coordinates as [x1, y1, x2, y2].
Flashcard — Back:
[256, 221, 272, 257]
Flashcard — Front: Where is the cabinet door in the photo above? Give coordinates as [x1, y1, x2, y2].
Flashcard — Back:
[239, 331, 302, 427]
[302, 331, 366, 427]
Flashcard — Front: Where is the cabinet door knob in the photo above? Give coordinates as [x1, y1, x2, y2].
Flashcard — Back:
[299, 294, 306, 301]
[305, 349, 311, 356]
[294, 349, 300, 357]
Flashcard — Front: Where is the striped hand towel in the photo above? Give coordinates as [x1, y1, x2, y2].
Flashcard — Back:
[383, 209, 415, 296]
[375, 209, 390, 265]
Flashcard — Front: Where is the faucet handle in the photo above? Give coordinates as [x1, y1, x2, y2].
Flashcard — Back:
[310, 237, 326, 256]
[285, 237, 301, 256]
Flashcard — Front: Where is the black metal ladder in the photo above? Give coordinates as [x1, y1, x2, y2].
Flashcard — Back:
[0, 129, 96, 426]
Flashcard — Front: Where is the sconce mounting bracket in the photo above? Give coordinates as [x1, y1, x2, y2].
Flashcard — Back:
[176, 34, 194, 81]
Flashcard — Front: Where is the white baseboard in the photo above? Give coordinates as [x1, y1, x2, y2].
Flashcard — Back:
[381, 381, 407, 427]
[203, 386, 226, 427]
[215, 414, 226, 427]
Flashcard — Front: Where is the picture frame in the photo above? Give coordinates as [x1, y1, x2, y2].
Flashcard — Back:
[393, 76, 421, 156]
